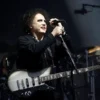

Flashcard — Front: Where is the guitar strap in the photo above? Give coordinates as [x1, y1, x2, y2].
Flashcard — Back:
[47, 47, 56, 68]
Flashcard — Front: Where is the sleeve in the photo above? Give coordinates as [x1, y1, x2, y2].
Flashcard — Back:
[18, 34, 56, 53]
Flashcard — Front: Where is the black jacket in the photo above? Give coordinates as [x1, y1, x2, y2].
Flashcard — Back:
[16, 33, 70, 72]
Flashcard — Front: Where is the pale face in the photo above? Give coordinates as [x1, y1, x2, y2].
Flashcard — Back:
[29, 13, 47, 34]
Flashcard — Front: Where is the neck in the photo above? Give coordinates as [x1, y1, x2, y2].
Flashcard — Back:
[32, 32, 44, 41]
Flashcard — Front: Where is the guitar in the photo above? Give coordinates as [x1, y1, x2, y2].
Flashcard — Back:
[8, 65, 100, 97]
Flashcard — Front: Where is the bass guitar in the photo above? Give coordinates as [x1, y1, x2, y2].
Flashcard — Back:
[8, 65, 100, 97]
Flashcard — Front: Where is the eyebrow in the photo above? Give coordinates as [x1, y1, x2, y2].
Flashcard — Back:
[37, 19, 46, 22]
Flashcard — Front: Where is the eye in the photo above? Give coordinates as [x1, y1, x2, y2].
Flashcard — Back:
[37, 19, 42, 22]
[37, 19, 46, 23]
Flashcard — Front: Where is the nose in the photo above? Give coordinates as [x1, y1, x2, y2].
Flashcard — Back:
[43, 22, 46, 26]
[42, 20, 47, 26]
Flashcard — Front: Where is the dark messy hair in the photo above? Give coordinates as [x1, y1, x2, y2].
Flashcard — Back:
[22, 8, 50, 34]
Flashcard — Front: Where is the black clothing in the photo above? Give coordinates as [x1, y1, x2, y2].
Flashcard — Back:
[17, 33, 69, 72]
[16, 33, 70, 100]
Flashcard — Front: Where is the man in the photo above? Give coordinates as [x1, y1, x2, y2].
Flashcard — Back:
[16, 8, 71, 100]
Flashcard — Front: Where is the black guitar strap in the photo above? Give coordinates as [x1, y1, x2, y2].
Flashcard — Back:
[47, 47, 56, 68]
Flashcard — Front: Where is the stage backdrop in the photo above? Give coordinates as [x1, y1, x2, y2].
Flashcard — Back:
[64, 0, 100, 51]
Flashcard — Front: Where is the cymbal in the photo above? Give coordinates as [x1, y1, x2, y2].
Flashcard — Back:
[88, 46, 100, 54]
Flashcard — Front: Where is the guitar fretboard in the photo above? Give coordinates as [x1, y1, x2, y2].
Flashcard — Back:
[39, 65, 100, 82]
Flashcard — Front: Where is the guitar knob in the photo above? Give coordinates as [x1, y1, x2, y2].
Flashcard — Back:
[25, 91, 32, 96]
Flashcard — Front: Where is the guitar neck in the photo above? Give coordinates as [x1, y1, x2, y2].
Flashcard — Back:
[39, 65, 100, 82]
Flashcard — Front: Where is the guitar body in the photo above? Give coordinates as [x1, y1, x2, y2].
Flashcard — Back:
[8, 67, 52, 97]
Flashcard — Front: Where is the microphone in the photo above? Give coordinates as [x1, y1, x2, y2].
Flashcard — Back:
[51, 19, 66, 26]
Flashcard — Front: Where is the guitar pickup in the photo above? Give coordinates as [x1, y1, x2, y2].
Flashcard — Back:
[32, 77, 35, 86]
[26, 78, 29, 87]
[21, 79, 25, 89]
[16, 80, 20, 90]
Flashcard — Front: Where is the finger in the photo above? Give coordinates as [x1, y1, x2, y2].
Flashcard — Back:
[58, 22, 63, 27]
[62, 26, 65, 32]
[49, 18, 59, 23]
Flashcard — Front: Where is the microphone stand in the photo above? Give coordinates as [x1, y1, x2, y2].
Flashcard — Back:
[59, 34, 79, 100]
[59, 34, 79, 73]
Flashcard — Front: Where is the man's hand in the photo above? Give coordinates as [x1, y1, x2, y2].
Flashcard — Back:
[50, 18, 64, 36]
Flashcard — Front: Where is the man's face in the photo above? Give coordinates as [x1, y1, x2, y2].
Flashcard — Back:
[29, 13, 47, 34]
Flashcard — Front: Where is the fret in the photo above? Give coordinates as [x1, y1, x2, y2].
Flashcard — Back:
[41, 77, 44, 82]
[73, 70, 76, 74]
[59, 73, 63, 77]
[45, 76, 48, 81]
[39, 65, 100, 83]
[62, 72, 67, 77]
[78, 69, 82, 73]
[57, 73, 61, 78]
[39, 77, 41, 82]
[40, 77, 44, 82]
[47, 75, 51, 81]
[47, 74, 56, 81]
[44, 77, 46, 81]
[53, 72, 67, 79]
[50, 75, 53, 80]
[67, 71, 71, 76]
[52, 74, 57, 79]
[44, 76, 47, 81]
[85, 68, 88, 72]
[40, 77, 43, 81]
[84, 68, 88, 72]
[78, 68, 85, 73]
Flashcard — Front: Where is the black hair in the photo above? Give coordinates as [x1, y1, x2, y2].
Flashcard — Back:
[22, 8, 50, 34]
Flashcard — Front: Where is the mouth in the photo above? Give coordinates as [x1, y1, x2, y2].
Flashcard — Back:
[41, 27, 46, 30]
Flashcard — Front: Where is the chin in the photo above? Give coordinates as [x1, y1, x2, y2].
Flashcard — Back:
[40, 31, 46, 34]
[40, 29, 46, 33]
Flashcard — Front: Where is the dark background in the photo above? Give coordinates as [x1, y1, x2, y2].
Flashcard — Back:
[0, 0, 100, 100]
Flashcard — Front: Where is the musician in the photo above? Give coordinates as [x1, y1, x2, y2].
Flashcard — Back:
[16, 8, 72, 100]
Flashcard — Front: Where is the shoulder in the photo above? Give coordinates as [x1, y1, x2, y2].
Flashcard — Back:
[18, 35, 34, 42]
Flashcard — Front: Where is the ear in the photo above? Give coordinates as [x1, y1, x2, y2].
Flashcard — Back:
[28, 23, 32, 29]
[29, 25, 32, 29]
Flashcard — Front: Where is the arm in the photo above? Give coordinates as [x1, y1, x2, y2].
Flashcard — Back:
[18, 34, 56, 53]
